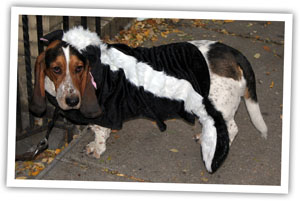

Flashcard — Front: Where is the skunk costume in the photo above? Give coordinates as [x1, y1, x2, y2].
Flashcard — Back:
[37, 27, 229, 173]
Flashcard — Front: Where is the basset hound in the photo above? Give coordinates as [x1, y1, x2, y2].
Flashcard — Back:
[29, 26, 267, 173]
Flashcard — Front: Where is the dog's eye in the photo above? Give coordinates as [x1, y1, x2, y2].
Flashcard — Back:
[75, 65, 84, 73]
[53, 66, 62, 74]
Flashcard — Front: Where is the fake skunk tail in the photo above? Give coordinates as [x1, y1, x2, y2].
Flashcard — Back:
[235, 50, 268, 138]
[200, 97, 229, 173]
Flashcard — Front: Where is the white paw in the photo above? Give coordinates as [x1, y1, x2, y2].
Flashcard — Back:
[85, 141, 106, 159]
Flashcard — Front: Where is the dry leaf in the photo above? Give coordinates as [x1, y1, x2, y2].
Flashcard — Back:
[201, 177, 208, 182]
[16, 176, 27, 179]
[224, 20, 234, 23]
[113, 134, 120, 139]
[171, 19, 180, 23]
[136, 33, 144, 42]
[55, 149, 61, 155]
[263, 46, 271, 52]
[254, 53, 261, 59]
[247, 23, 253, 27]
[221, 29, 229, 35]
[270, 81, 274, 88]
[170, 148, 179, 153]
[161, 31, 169, 38]
[31, 170, 40, 176]
[47, 157, 54, 164]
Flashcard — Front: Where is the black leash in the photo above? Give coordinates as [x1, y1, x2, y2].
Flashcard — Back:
[16, 107, 61, 161]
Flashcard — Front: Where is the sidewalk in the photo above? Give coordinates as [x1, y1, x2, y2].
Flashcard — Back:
[17, 19, 284, 185]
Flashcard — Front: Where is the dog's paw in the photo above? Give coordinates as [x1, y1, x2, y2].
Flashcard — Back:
[85, 141, 106, 159]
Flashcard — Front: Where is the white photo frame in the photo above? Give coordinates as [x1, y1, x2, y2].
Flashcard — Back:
[7, 7, 293, 194]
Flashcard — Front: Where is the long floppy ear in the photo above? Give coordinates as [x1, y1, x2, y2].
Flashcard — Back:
[29, 52, 47, 117]
[79, 66, 102, 118]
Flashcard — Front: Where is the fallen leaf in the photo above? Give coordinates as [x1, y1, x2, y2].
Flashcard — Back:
[266, 72, 270, 75]
[224, 20, 234, 23]
[136, 33, 144, 42]
[270, 81, 274, 88]
[201, 177, 208, 182]
[172, 29, 181, 33]
[177, 33, 188, 37]
[31, 170, 40, 176]
[254, 53, 261, 59]
[55, 149, 61, 155]
[16, 176, 27, 179]
[221, 29, 229, 35]
[263, 46, 271, 52]
[171, 19, 180, 23]
[113, 134, 120, 139]
[47, 157, 54, 164]
[170, 148, 179, 153]
[161, 31, 169, 38]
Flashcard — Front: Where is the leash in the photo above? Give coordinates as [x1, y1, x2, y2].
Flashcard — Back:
[15, 107, 61, 161]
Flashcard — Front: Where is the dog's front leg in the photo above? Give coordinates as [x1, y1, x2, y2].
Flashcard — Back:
[86, 125, 111, 158]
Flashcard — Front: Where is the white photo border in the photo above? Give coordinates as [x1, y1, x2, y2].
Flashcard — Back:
[7, 7, 293, 194]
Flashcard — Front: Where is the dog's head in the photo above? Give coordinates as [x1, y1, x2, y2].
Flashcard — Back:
[29, 27, 102, 118]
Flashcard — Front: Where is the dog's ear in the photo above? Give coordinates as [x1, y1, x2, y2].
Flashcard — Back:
[40, 30, 64, 46]
[29, 52, 47, 116]
[79, 65, 102, 118]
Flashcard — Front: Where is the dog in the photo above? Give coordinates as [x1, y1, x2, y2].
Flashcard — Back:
[29, 26, 267, 173]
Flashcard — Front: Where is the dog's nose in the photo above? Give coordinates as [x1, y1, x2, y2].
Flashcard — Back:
[66, 96, 79, 107]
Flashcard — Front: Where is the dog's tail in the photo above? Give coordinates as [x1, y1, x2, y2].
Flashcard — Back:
[235, 51, 268, 138]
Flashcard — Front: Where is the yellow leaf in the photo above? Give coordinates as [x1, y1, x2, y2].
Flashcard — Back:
[143, 29, 150, 37]
[201, 177, 208, 182]
[31, 170, 40, 176]
[224, 20, 234, 23]
[136, 33, 143, 42]
[161, 31, 169, 38]
[16, 176, 27, 179]
[47, 157, 54, 164]
[270, 81, 274, 88]
[172, 29, 181, 33]
[55, 149, 61, 155]
[221, 29, 229, 35]
[171, 19, 180, 23]
[254, 53, 261, 59]
[170, 148, 179, 153]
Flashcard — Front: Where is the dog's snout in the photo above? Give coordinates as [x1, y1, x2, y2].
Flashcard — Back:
[66, 96, 79, 107]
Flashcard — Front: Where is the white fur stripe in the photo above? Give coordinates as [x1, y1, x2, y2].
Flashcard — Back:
[62, 26, 102, 52]
[100, 45, 217, 172]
